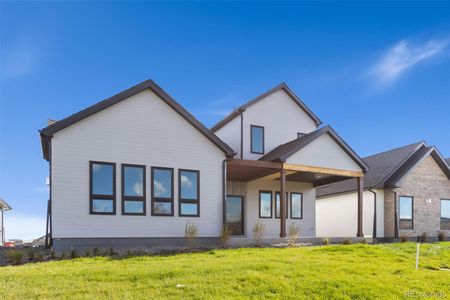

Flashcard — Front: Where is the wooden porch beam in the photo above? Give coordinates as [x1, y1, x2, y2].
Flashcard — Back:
[283, 163, 364, 178]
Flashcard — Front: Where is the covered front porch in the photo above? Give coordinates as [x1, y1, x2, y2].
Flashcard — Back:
[223, 126, 369, 239]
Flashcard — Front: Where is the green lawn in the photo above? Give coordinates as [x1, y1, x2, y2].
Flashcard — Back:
[1, 243, 449, 299]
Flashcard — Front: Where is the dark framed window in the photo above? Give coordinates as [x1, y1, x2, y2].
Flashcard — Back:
[179, 169, 200, 217]
[441, 199, 450, 230]
[121, 164, 145, 215]
[290, 192, 303, 219]
[259, 190, 272, 218]
[275, 191, 289, 219]
[151, 167, 174, 216]
[399, 196, 413, 230]
[90, 161, 116, 215]
[226, 195, 244, 235]
[250, 125, 264, 154]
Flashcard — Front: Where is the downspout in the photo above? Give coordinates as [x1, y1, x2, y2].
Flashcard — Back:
[45, 140, 53, 248]
[240, 113, 244, 159]
[222, 159, 228, 226]
[368, 189, 377, 238]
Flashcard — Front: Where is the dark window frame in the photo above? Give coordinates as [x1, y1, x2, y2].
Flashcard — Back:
[89, 161, 116, 215]
[226, 195, 245, 236]
[178, 169, 200, 217]
[250, 125, 265, 154]
[441, 198, 450, 230]
[399, 195, 414, 230]
[259, 190, 273, 219]
[275, 191, 289, 219]
[290, 192, 303, 219]
[121, 164, 146, 216]
[151, 167, 175, 217]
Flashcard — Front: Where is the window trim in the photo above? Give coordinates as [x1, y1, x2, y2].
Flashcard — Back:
[178, 169, 200, 217]
[290, 192, 303, 219]
[250, 125, 265, 154]
[89, 161, 116, 215]
[399, 195, 414, 230]
[441, 198, 450, 230]
[121, 164, 146, 216]
[151, 166, 175, 217]
[259, 190, 273, 219]
[275, 191, 289, 219]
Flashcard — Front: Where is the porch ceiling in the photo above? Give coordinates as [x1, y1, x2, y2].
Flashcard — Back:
[226, 159, 362, 185]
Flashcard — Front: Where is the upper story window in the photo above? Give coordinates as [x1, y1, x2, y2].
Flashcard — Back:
[441, 199, 450, 230]
[399, 196, 413, 230]
[179, 169, 200, 217]
[151, 167, 174, 216]
[90, 161, 116, 215]
[275, 191, 288, 219]
[290, 192, 303, 219]
[250, 125, 264, 154]
[259, 190, 272, 218]
[122, 164, 145, 215]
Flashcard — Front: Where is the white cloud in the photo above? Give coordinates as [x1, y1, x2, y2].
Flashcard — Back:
[133, 182, 143, 195]
[194, 109, 232, 117]
[2, 38, 39, 79]
[366, 38, 449, 88]
[4, 213, 46, 241]
[154, 181, 167, 196]
[34, 186, 49, 193]
[180, 175, 192, 189]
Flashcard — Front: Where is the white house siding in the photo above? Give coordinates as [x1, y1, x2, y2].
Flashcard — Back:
[242, 90, 318, 160]
[227, 179, 316, 238]
[286, 134, 362, 172]
[0, 212, 3, 245]
[316, 189, 385, 238]
[214, 115, 241, 158]
[51, 89, 226, 238]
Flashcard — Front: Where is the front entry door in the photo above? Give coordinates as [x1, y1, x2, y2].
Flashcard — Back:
[226, 195, 244, 235]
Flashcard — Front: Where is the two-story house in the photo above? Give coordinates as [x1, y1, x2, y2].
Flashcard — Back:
[40, 80, 368, 251]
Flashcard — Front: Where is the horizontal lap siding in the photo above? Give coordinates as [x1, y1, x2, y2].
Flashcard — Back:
[51, 90, 225, 238]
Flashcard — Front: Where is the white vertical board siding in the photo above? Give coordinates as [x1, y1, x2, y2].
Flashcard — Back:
[51, 90, 226, 238]
[286, 134, 362, 172]
[242, 90, 317, 160]
[214, 115, 241, 158]
[244, 179, 316, 238]
[316, 189, 384, 238]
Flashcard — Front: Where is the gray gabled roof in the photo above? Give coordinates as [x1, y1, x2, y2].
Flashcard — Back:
[211, 82, 322, 132]
[40, 80, 236, 160]
[317, 142, 450, 197]
[259, 125, 369, 172]
[0, 197, 12, 210]
[446, 158, 450, 166]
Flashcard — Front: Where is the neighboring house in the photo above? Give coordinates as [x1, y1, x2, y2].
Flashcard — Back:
[0, 197, 12, 246]
[316, 142, 450, 239]
[39, 80, 368, 251]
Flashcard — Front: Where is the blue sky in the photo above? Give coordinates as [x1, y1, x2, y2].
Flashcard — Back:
[1, 2, 449, 240]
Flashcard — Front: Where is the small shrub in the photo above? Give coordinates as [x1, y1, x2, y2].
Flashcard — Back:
[27, 250, 35, 261]
[400, 235, 408, 243]
[342, 239, 352, 245]
[360, 239, 367, 244]
[252, 220, 265, 246]
[437, 231, 446, 242]
[83, 250, 91, 257]
[93, 247, 100, 256]
[5, 249, 24, 265]
[34, 253, 45, 262]
[287, 223, 301, 246]
[106, 247, 116, 256]
[220, 224, 231, 247]
[126, 249, 133, 257]
[322, 237, 330, 246]
[50, 249, 56, 259]
[185, 221, 199, 249]
[70, 248, 78, 259]
[420, 232, 428, 243]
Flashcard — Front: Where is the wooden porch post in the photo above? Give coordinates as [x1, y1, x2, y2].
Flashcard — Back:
[357, 177, 364, 237]
[280, 169, 287, 238]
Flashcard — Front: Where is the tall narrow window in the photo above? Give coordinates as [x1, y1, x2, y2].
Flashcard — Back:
[179, 169, 200, 217]
[259, 191, 272, 218]
[290, 192, 303, 219]
[275, 191, 289, 219]
[399, 196, 413, 229]
[90, 161, 116, 215]
[151, 167, 174, 216]
[441, 199, 450, 230]
[122, 164, 145, 215]
[251, 125, 264, 154]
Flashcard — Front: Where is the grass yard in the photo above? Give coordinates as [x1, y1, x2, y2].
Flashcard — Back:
[0, 242, 449, 299]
